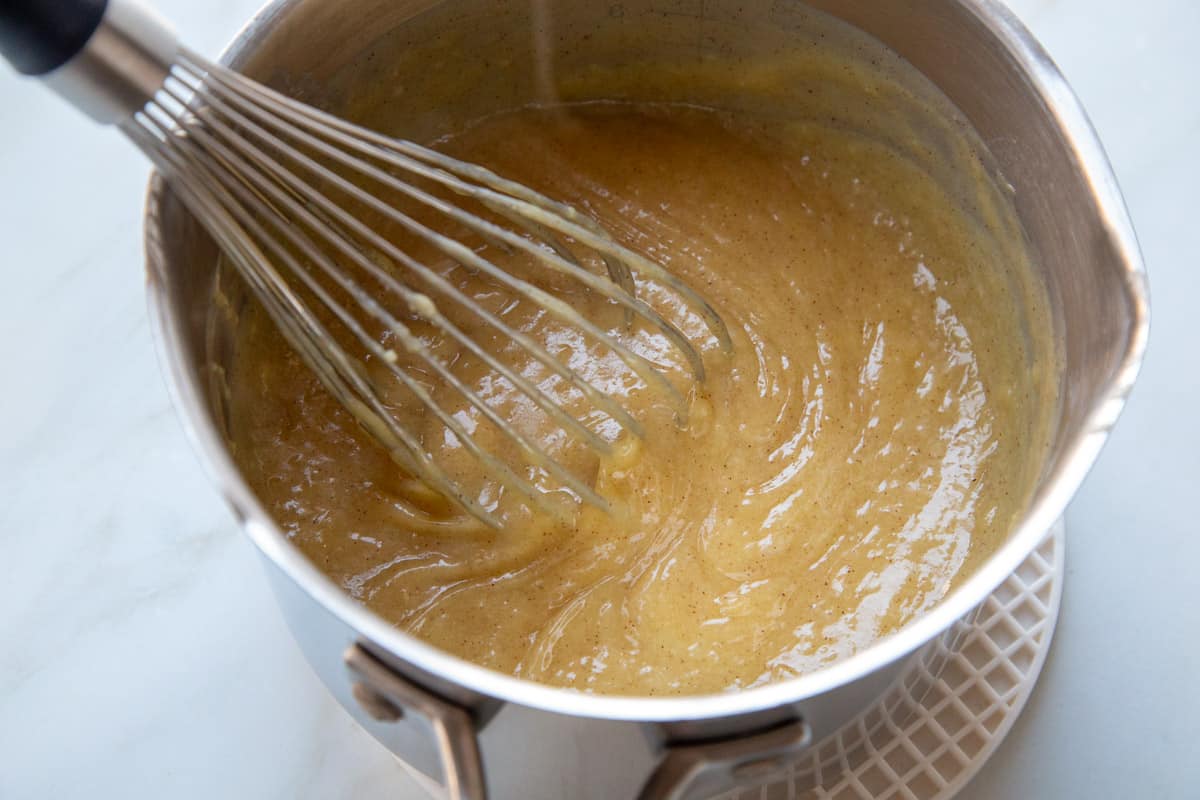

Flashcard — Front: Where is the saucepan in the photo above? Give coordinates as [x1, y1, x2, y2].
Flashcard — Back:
[143, 0, 1148, 797]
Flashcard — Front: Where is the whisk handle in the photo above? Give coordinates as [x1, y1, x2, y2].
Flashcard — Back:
[0, 0, 107, 75]
[0, 0, 177, 124]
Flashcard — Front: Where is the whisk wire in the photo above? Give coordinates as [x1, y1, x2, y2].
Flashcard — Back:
[159, 92, 613, 514]
[160, 76, 653, 461]
[170, 56, 699, 411]
[185, 49, 734, 354]
[121, 49, 732, 527]
[128, 107, 509, 524]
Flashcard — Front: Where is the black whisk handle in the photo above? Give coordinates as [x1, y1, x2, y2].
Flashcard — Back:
[0, 0, 108, 75]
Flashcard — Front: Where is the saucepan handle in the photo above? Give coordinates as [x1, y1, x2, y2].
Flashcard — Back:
[345, 644, 488, 800]
[639, 718, 812, 800]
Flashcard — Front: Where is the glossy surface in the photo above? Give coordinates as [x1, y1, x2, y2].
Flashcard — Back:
[229, 102, 1056, 695]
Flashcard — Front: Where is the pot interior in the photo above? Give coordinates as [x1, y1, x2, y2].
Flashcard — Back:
[148, 0, 1144, 709]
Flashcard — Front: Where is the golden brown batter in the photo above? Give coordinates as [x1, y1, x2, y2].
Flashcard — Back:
[227, 102, 1055, 696]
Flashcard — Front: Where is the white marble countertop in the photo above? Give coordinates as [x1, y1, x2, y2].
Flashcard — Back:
[1, 0, 1195, 797]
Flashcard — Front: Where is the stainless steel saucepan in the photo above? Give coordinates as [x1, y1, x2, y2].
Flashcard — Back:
[143, 1, 1148, 797]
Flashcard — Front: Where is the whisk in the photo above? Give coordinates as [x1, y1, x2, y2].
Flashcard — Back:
[0, 0, 731, 527]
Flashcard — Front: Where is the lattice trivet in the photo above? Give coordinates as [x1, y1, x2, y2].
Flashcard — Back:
[717, 520, 1064, 800]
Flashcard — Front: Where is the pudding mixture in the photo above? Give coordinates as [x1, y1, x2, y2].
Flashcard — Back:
[227, 102, 1056, 695]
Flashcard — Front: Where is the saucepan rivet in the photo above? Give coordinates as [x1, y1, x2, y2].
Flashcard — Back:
[351, 681, 405, 723]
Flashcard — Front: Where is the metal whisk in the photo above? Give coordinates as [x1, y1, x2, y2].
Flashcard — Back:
[1, 0, 731, 527]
